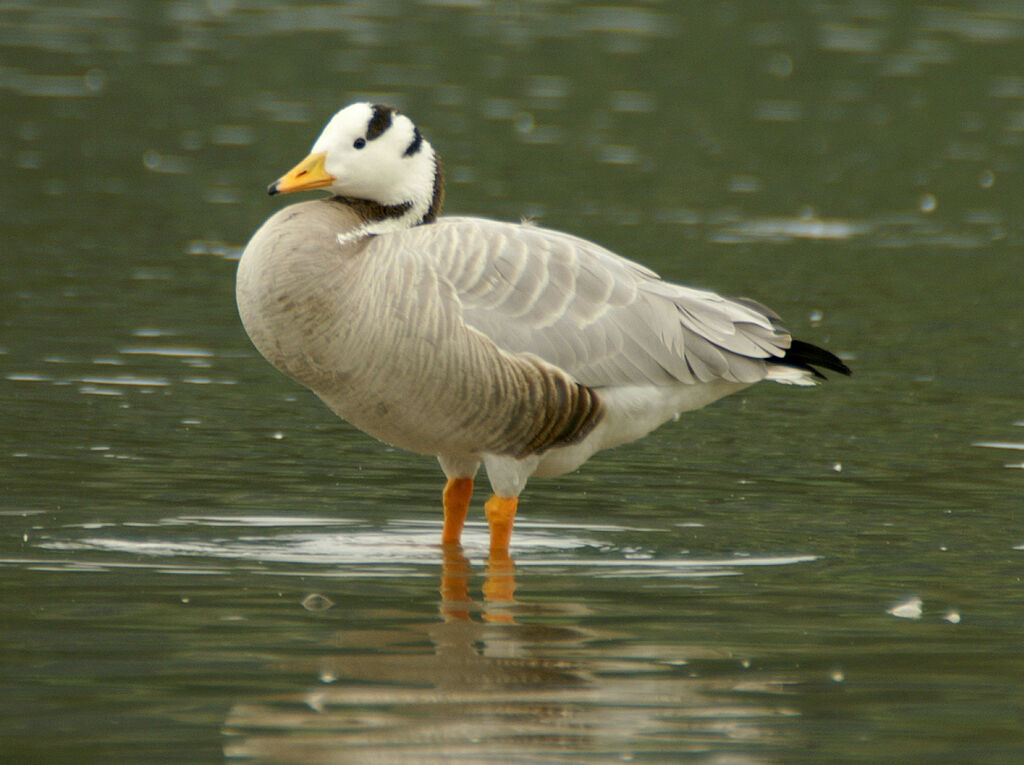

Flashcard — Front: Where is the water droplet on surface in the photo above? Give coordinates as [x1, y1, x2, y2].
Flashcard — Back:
[302, 593, 334, 612]
[304, 691, 327, 714]
[888, 597, 923, 619]
[84, 68, 107, 93]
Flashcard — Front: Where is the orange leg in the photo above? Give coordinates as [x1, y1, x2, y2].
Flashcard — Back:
[484, 494, 519, 553]
[441, 477, 474, 546]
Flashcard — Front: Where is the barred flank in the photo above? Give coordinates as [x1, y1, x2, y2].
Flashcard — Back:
[517, 361, 604, 457]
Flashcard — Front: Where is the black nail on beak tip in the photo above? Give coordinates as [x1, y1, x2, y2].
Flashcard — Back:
[267, 182, 279, 196]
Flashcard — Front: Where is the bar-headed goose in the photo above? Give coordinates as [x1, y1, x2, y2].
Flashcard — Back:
[236, 103, 850, 552]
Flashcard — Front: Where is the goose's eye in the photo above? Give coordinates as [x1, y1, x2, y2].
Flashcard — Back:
[353, 137, 366, 149]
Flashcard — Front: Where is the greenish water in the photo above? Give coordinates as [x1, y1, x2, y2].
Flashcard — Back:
[2, 2, 1023, 762]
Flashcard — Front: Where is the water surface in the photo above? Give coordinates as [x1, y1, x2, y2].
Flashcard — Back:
[2, 2, 1023, 762]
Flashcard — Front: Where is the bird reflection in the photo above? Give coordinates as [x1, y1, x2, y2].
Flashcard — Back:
[223, 549, 794, 763]
[439, 545, 516, 623]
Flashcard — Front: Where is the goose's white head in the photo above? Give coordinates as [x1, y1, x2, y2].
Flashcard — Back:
[269, 102, 443, 234]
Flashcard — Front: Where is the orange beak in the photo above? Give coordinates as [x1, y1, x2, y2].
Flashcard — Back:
[267, 151, 333, 195]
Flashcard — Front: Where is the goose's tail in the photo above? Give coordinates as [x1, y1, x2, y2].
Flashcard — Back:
[767, 339, 852, 386]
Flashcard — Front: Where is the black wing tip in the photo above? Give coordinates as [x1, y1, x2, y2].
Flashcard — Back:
[782, 339, 852, 380]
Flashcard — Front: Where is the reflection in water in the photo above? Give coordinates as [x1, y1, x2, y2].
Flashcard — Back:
[223, 549, 792, 764]
[440, 546, 516, 623]
[19, 516, 809, 760]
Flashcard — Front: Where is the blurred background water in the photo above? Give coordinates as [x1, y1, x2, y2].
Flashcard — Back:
[2, 1, 1023, 762]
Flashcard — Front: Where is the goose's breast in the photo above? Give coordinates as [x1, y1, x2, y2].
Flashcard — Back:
[237, 201, 367, 391]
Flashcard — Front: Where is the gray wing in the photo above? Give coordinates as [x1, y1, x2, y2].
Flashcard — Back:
[398, 216, 792, 387]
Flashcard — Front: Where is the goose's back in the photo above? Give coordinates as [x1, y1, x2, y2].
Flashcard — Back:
[384, 216, 794, 389]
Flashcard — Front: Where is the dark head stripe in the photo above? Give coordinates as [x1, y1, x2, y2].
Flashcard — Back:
[366, 104, 394, 141]
[403, 126, 422, 157]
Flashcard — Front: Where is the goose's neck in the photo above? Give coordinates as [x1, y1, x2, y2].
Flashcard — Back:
[336, 154, 445, 242]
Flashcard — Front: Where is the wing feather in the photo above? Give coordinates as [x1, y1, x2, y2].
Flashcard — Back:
[388, 216, 793, 388]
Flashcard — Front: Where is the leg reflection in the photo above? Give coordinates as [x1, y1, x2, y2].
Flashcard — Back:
[438, 546, 518, 623]
[439, 545, 473, 622]
[482, 550, 516, 623]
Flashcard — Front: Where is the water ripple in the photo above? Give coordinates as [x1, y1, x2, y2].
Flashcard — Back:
[29, 515, 818, 579]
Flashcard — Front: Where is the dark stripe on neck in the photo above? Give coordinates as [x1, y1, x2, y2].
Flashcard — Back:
[421, 155, 444, 224]
[403, 127, 422, 157]
[366, 104, 394, 141]
[333, 195, 412, 226]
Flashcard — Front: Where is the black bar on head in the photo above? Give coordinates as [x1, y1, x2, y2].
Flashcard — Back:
[366, 105, 394, 141]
